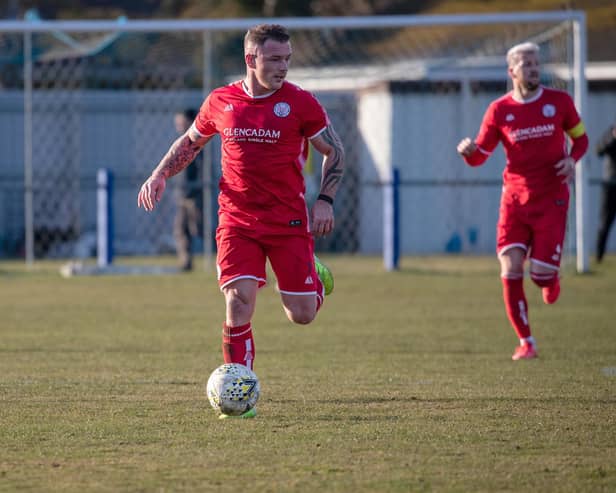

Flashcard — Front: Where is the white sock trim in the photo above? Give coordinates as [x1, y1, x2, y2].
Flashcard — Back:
[222, 325, 252, 337]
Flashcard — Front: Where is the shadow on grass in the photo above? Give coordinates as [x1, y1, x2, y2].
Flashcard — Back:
[397, 267, 495, 278]
[307, 395, 616, 405]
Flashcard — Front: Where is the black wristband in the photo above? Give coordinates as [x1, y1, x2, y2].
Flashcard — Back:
[317, 194, 334, 205]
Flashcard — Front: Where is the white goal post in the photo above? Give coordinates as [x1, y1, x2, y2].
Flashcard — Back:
[0, 11, 589, 272]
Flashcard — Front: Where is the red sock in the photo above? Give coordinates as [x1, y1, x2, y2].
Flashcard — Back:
[501, 276, 531, 339]
[222, 322, 255, 370]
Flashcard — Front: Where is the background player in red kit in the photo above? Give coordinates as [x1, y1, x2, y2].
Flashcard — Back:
[138, 24, 345, 415]
[457, 42, 588, 361]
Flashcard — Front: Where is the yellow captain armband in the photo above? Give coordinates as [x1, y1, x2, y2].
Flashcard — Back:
[566, 121, 586, 139]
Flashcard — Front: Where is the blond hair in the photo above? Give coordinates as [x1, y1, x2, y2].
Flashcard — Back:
[506, 42, 540, 66]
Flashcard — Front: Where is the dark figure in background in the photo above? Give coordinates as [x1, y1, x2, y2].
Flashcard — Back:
[596, 123, 616, 263]
[173, 108, 203, 271]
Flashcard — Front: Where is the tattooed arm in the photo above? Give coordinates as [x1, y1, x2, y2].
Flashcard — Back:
[138, 127, 214, 211]
[312, 124, 345, 201]
[309, 124, 345, 236]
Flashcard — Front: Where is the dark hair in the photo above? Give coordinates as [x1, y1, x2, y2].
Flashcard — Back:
[177, 108, 197, 121]
[244, 24, 290, 51]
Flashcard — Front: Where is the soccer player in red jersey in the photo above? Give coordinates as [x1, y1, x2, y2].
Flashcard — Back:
[138, 24, 345, 413]
[457, 42, 588, 361]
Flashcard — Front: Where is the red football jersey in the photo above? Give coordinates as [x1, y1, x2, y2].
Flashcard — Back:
[474, 86, 582, 193]
[194, 80, 329, 235]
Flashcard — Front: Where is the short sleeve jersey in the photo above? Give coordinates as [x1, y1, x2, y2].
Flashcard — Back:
[194, 80, 329, 235]
[474, 86, 582, 193]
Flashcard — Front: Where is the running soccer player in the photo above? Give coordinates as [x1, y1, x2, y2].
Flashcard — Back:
[138, 24, 345, 415]
[456, 42, 588, 361]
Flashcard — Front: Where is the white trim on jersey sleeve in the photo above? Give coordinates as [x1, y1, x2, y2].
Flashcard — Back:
[477, 145, 492, 156]
[308, 126, 327, 140]
[190, 121, 216, 138]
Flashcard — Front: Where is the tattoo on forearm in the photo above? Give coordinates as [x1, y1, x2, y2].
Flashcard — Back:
[156, 135, 203, 179]
[320, 125, 344, 194]
[323, 161, 343, 191]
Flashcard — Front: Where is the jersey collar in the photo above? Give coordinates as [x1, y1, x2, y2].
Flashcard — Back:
[511, 86, 544, 104]
[241, 80, 279, 99]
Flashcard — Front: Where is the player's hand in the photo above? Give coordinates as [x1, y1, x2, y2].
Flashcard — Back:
[456, 137, 477, 157]
[555, 156, 576, 184]
[311, 199, 334, 237]
[137, 174, 166, 211]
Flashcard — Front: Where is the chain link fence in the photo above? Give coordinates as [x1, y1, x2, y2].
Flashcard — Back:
[0, 13, 590, 266]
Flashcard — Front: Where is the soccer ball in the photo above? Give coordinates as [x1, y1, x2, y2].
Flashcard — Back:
[206, 363, 260, 416]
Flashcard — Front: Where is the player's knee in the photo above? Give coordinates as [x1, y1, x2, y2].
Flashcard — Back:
[499, 251, 525, 277]
[287, 309, 316, 325]
[500, 261, 524, 279]
[281, 294, 317, 325]
[225, 289, 253, 319]
[501, 267, 524, 279]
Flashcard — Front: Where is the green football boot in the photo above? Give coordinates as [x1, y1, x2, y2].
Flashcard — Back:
[314, 255, 334, 296]
[218, 407, 257, 420]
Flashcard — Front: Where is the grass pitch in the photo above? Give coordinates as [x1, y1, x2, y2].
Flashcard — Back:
[1, 255, 615, 492]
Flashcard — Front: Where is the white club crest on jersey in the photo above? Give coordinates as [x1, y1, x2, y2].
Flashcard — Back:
[274, 102, 291, 118]
[506, 113, 515, 122]
[542, 104, 556, 117]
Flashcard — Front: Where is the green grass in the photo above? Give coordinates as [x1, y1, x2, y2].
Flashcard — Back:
[1, 255, 615, 492]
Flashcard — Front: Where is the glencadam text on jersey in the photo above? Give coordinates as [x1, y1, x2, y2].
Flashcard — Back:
[510, 123, 555, 141]
[223, 127, 281, 138]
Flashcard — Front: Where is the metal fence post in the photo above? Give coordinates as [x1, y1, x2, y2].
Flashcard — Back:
[384, 167, 400, 271]
[97, 168, 113, 267]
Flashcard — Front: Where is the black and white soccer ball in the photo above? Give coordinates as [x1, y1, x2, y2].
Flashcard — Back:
[206, 363, 260, 416]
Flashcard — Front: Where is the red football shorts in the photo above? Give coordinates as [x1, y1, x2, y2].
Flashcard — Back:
[215, 226, 319, 295]
[496, 186, 570, 268]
